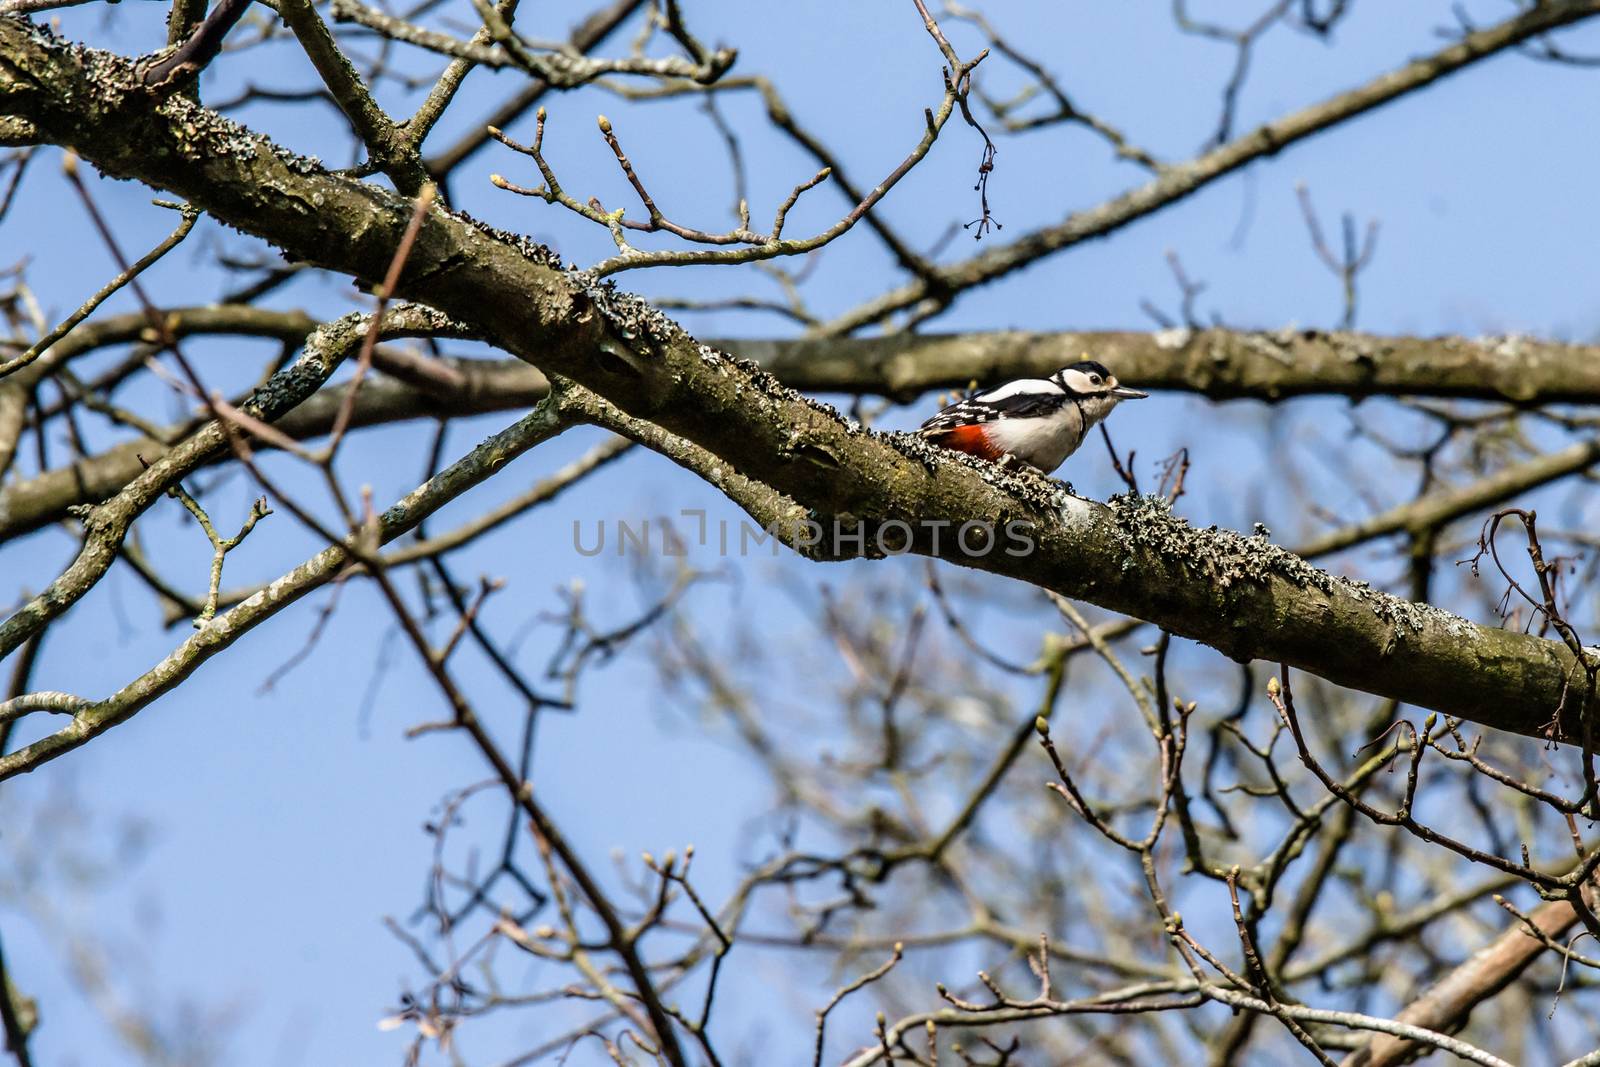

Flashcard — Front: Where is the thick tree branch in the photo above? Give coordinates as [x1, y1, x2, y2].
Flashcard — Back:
[725, 328, 1600, 404]
[1, 22, 1594, 746]
[4, 304, 317, 370]
[11, 324, 1600, 537]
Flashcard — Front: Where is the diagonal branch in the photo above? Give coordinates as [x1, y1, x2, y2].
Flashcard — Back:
[138, 0, 253, 90]
[423, 0, 646, 177]
[0, 392, 575, 781]
[1340, 895, 1587, 1067]
[0, 197, 198, 380]
[0, 353, 547, 540]
[0, 304, 473, 660]
[275, 0, 431, 194]
[2, 22, 1595, 748]
[817, 0, 1600, 335]
[331, 0, 732, 88]
[484, 2, 987, 276]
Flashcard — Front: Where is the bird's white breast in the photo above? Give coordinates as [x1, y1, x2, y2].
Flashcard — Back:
[984, 404, 1086, 473]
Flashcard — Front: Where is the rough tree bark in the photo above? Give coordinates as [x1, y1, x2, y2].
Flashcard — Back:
[1, 19, 1595, 749]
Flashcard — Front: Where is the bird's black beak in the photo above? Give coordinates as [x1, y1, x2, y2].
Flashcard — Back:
[1112, 385, 1149, 399]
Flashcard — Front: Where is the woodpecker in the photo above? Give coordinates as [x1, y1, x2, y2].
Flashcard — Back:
[918, 360, 1147, 474]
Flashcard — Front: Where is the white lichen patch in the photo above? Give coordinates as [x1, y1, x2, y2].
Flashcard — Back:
[1237, 331, 1299, 368]
[560, 276, 856, 433]
[443, 205, 565, 273]
[165, 89, 323, 172]
[1153, 327, 1192, 350]
[1108, 494, 1476, 641]
[573, 275, 691, 354]
[1487, 334, 1535, 361]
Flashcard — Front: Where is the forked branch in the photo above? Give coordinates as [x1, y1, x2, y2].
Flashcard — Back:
[487, 0, 989, 275]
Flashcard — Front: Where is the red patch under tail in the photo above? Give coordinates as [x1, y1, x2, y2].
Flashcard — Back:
[930, 424, 1003, 461]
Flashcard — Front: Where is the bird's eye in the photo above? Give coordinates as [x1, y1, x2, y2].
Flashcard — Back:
[1090, 375, 1102, 385]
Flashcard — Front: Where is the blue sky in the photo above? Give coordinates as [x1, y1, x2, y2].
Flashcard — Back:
[4, 2, 1600, 1064]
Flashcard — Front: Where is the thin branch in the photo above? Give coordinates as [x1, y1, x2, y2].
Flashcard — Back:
[820, 0, 1600, 334]
[331, 0, 733, 87]
[277, 0, 431, 193]
[487, 2, 987, 275]
[0, 195, 199, 380]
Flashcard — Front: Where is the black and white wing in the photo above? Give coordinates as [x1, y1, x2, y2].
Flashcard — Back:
[918, 378, 1069, 435]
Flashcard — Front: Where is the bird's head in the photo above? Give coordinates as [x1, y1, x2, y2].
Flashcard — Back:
[1053, 359, 1148, 419]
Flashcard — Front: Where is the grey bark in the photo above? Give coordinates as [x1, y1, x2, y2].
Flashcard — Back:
[1, 21, 1594, 744]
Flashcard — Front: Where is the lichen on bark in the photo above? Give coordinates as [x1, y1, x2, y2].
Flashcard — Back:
[2, 16, 1595, 745]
